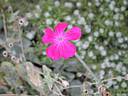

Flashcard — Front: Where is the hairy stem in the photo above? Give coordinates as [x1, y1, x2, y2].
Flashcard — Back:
[18, 24, 26, 62]
[1, 9, 8, 42]
[75, 53, 99, 84]
[75, 53, 101, 95]
[101, 76, 125, 83]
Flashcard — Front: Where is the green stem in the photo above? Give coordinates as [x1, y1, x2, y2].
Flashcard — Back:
[18, 25, 26, 62]
[75, 53, 101, 95]
[2, 9, 8, 42]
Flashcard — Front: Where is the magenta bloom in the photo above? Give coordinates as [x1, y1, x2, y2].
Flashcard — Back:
[42, 22, 81, 60]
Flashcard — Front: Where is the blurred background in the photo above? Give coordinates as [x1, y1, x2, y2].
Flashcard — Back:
[0, 0, 128, 96]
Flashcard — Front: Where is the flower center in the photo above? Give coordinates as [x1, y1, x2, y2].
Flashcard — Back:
[58, 37, 64, 41]
[54, 33, 66, 44]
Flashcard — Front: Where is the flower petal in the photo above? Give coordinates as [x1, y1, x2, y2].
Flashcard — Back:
[54, 22, 68, 33]
[66, 26, 81, 40]
[46, 41, 76, 60]
[59, 41, 76, 59]
[46, 44, 61, 60]
[42, 27, 54, 44]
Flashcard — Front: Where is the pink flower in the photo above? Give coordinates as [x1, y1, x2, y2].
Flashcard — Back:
[42, 22, 81, 60]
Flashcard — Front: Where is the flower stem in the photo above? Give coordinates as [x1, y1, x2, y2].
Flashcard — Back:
[75, 53, 100, 87]
[75, 53, 99, 83]
[2, 9, 8, 42]
[18, 24, 26, 62]
[101, 76, 124, 83]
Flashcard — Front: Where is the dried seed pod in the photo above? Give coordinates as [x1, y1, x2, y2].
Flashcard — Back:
[11, 56, 17, 62]
[19, 18, 24, 26]
[82, 89, 88, 96]
[8, 43, 13, 48]
[2, 51, 8, 57]
[104, 91, 111, 96]
[11, 56, 21, 64]
[18, 17, 28, 26]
